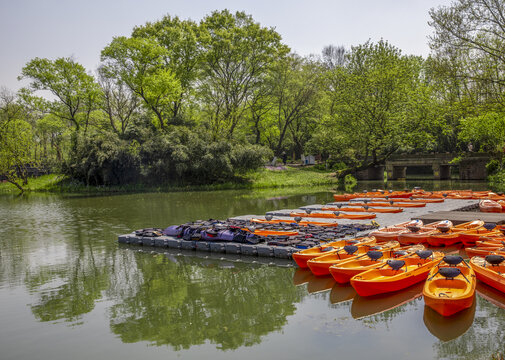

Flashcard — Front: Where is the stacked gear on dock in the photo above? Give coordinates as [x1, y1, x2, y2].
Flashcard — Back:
[132, 218, 379, 250]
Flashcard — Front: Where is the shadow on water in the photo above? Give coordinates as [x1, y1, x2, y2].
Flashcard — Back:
[476, 281, 505, 309]
[329, 283, 357, 305]
[292, 268, 313, 286]
[423, 300, 476, 342]
[351, 282, 424, 320]
[305, 274, 336, 294]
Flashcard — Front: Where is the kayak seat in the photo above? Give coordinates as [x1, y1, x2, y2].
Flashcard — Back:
[387, 259, 405, 271]
[416, 250, 433, 260]
[367, 250, 383, 261]
[407, 225, 421, 233]
[443, 255, 464, 266]
[438, 267, 462, 279]
[393, 250, 407, 258]
[483, 223, 497, 231]
[437, 225, 451, 233]
[343, 245, 359, 255]
[485, 254, 505, 266]
[320, 246, 334, 252]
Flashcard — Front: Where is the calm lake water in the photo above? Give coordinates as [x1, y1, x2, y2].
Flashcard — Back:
[1, 180, 504, 360]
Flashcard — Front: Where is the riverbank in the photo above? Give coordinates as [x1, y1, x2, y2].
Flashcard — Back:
[0, 166, 341, 194]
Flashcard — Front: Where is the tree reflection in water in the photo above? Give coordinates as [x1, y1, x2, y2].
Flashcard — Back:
[109, 252, 305, 350]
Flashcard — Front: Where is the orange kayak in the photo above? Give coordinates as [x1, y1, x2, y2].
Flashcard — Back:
[460, 227, 502, 247]
[475, 236, 505, 248]
[333, 191, 414, 201]
[253, 229, 298, 236]
[480, 199, 502, 213]
[427, 220, 484, 247]
[292, 237, 376, 268]
[370, 220, 424, 242]
[333, 194, 359, 202]
[350, 250, 444, 296]
[322, 206, 403, 213]
[289, 211, 376, 220]
[360, 197, 444, 203]
[398, 221, 453, 245]
[465, 246, 505, 258]
[251, 218, 339, 227]
[349, 201, 426, 208]
[470, 255, 505, 293]
[424, 255, 476, 316]
[329, 244, 423, 284]
[307, 241, 397, 276]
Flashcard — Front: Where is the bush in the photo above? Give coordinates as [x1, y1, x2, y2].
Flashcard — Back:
[66, 132, 141, 185]
[486, 159, 502, 175]
[66, 127, 273, 186]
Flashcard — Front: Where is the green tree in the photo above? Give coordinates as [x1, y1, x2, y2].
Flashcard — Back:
[199, 10, 289, 139]
[100, 37, 181, 130]
[19, 57, 101, 133]
[0, 88, 34, 191]
[269, 55, 323, 156]
[36, 114, 67, 162]
[318, 40, 434, 175]
[97, 66, 141, 137]
[132, 15, 202, 120]
[429, 0, 505, 103]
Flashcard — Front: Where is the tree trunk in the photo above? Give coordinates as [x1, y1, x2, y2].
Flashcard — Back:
[6, 178, 24, 193]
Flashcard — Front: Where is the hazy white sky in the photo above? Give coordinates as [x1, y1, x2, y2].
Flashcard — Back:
[0, 0, 452, 91]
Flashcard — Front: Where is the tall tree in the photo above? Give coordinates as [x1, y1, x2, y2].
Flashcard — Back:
[429, 0, 505, 106]
[199, 10, 289, 139]
[319, 40, 434, 175]
[19, 57, 101, 133]
[269, 55, 323, 156]
[101, 37, 181, 130]
[132, 15, 202, 120]
[97, 66, 140, 136]
[0, 88, 34, 191]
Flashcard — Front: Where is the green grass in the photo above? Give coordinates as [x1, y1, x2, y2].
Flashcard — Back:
[244, 166, 339, 188]
[0, 166, 340, 194]
[0, 174, 66, 193]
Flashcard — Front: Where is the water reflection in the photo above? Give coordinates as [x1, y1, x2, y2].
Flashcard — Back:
[329, 283, 357, 305]
[305, 274, 335, 294]
[108, 251, 304, 350]
[351, 283, 424, 319]
[292, 268, 313, 286]
[476, 281, 505, 309]
[423, 301, 476, 342]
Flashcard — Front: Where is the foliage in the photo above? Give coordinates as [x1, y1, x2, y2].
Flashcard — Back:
[19, 57, 101, 133]
[486, 159, 502, 175]
[459, 112, 505, 152]
[0, 88, 35, 191]
[0, 119, 34, 190]
[313, 40, 435, 175]
[199, 10, 289, 139]
[101, 37, 182, 130]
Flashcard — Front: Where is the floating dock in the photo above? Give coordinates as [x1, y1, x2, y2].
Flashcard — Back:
[118, 198, 482, 260]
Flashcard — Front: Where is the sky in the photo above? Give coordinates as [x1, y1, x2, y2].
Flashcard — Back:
[0, 0, 452, 92]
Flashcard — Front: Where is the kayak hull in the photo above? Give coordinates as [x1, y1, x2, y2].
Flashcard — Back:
[470, 257, 505, 294]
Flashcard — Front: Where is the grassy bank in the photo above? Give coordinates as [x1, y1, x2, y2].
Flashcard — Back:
[0, 166, 341, 194]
